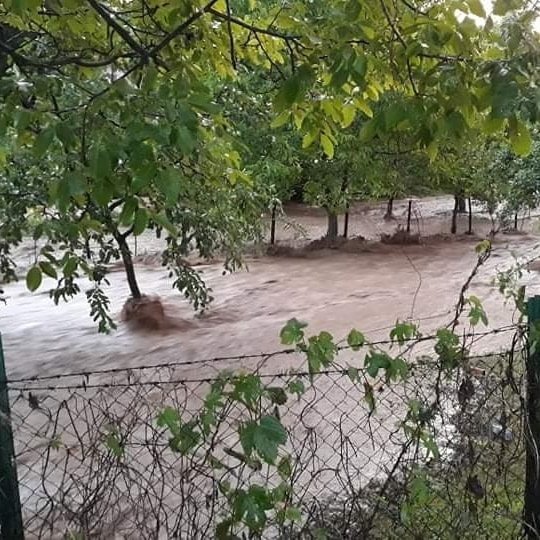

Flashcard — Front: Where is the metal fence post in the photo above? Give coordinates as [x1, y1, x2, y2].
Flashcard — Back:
[270, 203, 277, 245]
[525, 296, 540, 538]
[0, 333, 24, 540]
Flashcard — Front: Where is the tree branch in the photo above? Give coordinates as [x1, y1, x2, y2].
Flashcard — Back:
[225, 0, 237, 69]
[148, 0, 221, 56]
[0, 38, 137, 68]
[208, 8, 300, 42]
[86, 0, 149, 61]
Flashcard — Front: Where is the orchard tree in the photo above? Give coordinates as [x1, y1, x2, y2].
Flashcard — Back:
[492, 132, 540, 228]
[300, 131, 372, 239]
[216, 71, 302, 205]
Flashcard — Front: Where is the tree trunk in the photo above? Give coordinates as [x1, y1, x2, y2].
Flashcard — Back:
[451, 196, 458, 234]
[343, 206, 349, 238]
[384, 197, 394, 220]
[84, 238, 91, 260]
[406, 200, 412, 233]
[467, 197, 473, 234]
[116, 234, 142, 299]
[270, 203, 277, 245]
[457, 195, 467, 213]
[515, 212, 519, 230]
[326, 210, 338, 240]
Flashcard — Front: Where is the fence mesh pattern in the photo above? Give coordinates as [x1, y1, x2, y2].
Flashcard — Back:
[2, 331, 528, 540]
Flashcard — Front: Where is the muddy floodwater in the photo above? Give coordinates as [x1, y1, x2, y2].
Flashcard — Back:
[3, 196, 540, 538]
[2, 195, 540, 380]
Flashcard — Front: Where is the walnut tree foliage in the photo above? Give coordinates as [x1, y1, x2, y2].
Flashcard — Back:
[0, 0, 538, 329]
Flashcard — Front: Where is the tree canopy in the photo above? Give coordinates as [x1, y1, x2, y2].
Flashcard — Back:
[0, 0, 539, 329]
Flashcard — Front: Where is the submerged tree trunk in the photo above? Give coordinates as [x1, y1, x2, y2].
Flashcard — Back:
[326, 210, 339, 240]
[116, 233, 142, 299]
[384, 197, 394, 220]
[270, 203, 277, 245]
[467, 197, 473, 234]
[406, 200, 412, 233]
[457, 195, 467, 213]
[451, 196, 458, 234]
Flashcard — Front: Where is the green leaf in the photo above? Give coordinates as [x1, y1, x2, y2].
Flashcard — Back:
[320, 134, 334, 159]
[240, 421, 257, 457]
[215, 519, 232, 540]
[274, 66, 314, 113]
[302, 129, 318, 149]
[467, 295, 489, 326]
[347, 329, 365, 351]
[132, 208, 149, 236]
[365, 351, 391, 378]
[104, 431, 124, 458]
[277, 456, 292, 479]
[169, 422, 201, 454]
[39, 261, 58, 279]
[15, 109, 31, 131]
[132, 162, 156, 193]
[468, 0, 486, 17]
[173, 126, 197, 155]
[280, 318, 307, 345]
[63, 257, 78, 277]
[351, 55, 367, 86]
[359, 24, 375, 40]
[33, 127, 55, 158]
[390, 321, 418, 345]
[188, 94, 220, 114]
[360, 118, 377, 141]
[119, 198, 138, 226]
[156, 168, 181, 205]
[347, 366, 359, 382]
[92, 179, 113, 206]
[306, 331, 337, 374]
[271, 111, 290, 128]
[274, 77, 301, 112]
[151, 211, 177, 237]
[285, 506, 302, 522]
[509, 119, 532, 156]
[345, 0, 361, 19]
[26, 266, 42, 292]
[493, 0, 517, 15]
[253, 415, 287, 464]
[491, 80, 518, 118]
[266, 386, 288, 405]
[56, 122, 76, 149]
[483, 116, 505, 134]
[313, 528, 328, 540]
[157, 406, 181, 431]
[234, 486, 272, 531]
[89, 146, 112, 179]
[341, 105, 356, 128]
[385, 103, 407, 129]
[356, 99, 373, 118]
[287, 378, 305, 397]
[66, 171, 86, 196]
[330, 65, 349, 89]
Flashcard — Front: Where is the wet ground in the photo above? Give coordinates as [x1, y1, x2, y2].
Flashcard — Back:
[1, 195, 540, 380]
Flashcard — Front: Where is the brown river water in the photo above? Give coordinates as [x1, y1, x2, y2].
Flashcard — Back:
[1, 195, 540, 380]
[4, 195, 540, 538]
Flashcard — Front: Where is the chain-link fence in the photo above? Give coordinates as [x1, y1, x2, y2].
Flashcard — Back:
[0, 319, 535, 539]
